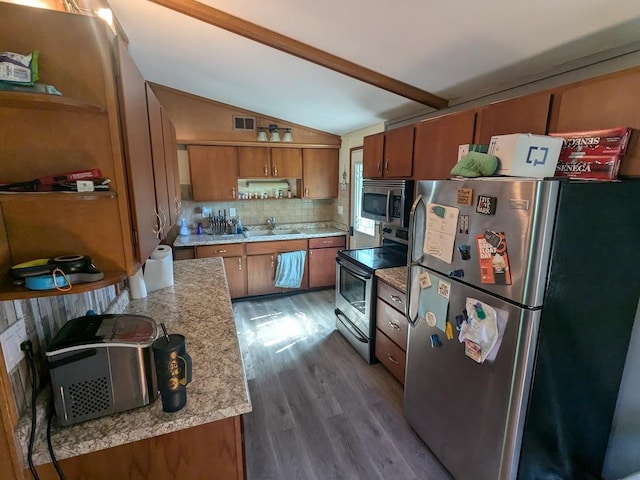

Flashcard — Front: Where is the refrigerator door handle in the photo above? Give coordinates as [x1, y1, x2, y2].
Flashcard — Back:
[408, 194, 424, 264]
[405, 263, 421, 327]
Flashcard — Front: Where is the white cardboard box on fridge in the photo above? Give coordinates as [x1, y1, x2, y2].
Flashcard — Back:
[488, 133, 564, 177]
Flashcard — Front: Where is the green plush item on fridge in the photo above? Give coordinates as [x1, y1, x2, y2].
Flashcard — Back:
[450, 151, 499, 177]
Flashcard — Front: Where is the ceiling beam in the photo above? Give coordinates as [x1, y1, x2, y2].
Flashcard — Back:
[149, 0, 449, 110]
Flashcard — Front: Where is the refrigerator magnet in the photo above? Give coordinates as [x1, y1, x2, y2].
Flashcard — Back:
[418, 272, 432, 288]
[426, 311, 437, 327]
[476, 232, 512, 285]
[476, 195, 497, 215]
[456, 188, 473, 206]
[437, 279, 451, 299]
[458, 215, 470, 234]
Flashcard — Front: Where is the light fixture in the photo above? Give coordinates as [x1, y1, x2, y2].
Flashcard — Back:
[269, 124, 281, 142]
[257, 127, 268, 142]
[282, 128, 293, 142]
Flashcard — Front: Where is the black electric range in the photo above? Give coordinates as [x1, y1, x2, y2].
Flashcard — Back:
[336, 225, 409, 273]
[335, 225, 409, 363]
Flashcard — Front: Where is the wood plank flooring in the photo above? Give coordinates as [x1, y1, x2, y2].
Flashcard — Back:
[233, 289, 453, 480]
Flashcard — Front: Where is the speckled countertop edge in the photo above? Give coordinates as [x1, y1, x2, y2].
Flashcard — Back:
[174, 222, 347, 247]
[376, 266, 408, 293]
[19, 257, 252, 465]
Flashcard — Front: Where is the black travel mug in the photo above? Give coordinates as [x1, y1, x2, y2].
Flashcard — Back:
[152, 334, 193, 412]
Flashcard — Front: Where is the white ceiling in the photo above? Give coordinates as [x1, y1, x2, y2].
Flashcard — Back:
[107, 0, 640, 135]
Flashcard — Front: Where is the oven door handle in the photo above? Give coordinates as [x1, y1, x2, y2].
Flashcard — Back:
[336, 258, 372, 280]
[335, 309, 368, 343]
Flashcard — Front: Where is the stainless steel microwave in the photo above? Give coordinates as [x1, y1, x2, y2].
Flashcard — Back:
[361, 180, 414, 227]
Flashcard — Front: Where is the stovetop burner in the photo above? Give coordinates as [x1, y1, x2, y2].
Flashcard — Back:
[337, 244, 407, 273]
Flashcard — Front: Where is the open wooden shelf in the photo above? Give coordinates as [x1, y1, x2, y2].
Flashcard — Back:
[0, 190, 116, 202]
[0, 91, 106, 113]
[0, 270, 126, 301]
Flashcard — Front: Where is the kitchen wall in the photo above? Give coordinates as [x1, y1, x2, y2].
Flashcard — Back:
[0, 286, 125, 417]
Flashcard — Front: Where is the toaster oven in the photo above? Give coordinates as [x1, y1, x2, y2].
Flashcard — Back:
[46, 314, 158, 426]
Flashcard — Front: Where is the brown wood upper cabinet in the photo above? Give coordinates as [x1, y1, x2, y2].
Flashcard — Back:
[301, 149, 339, 199]
[188, 145, 239, 201]
[474, 92, 552, 144]
[238, 146, 302, 178]
[549, 68, 640, 177]
[363, 125, 414, 178]
[413, 110, 476, 181]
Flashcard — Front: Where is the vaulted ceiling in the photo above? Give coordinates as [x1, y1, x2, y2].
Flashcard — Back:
[107, 0, 640, 135]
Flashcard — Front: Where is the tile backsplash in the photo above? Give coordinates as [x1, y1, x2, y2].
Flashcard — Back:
[0, 286, 124, 417]
[179, 185, 334, 230]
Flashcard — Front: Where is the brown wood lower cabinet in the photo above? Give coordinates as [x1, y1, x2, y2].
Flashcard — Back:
[246, 239, 308, 296]
[308, 236, 346, 288]
[375, 279, 408, 385]
[34, 416, 244, 480]
[195, 243, 247, 298]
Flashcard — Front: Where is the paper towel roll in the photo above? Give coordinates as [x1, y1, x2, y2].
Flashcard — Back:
[144, 245, 174, 292]
[128, 266, 147, 299]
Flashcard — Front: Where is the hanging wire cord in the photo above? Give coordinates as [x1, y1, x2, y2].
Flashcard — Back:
[21, 341, 40, 480]
[21, 341, 66, 480]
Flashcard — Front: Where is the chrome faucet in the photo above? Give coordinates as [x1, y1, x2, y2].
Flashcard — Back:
[266, 217, 276, 230]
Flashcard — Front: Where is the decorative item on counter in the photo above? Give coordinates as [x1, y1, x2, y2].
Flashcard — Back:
[152, 324, 193, 412]
[179, 217, 189, 236]
[196, 222, 203, 235]
[450, 151, 498, 178]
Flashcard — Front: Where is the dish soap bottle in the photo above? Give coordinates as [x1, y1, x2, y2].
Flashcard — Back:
[179, 217, 189, 236]
[236, 218, 243, 234]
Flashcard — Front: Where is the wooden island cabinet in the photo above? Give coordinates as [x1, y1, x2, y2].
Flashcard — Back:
[196, 243, 247, 298]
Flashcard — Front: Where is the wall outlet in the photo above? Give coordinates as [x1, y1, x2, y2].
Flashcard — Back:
[229, 207, 236, 217]
[0, 320, 28, 372]
[337, 205, 344, 215]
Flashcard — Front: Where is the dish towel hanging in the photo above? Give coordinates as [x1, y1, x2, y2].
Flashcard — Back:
[274, 250, 306, 288]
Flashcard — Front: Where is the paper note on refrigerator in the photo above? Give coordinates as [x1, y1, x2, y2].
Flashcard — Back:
[458, 298, 508, 363]
[424, 203, 460, 264]
[418, 276, 449, 333]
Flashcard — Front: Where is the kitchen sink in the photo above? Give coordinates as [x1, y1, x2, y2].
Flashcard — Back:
[243, 229, 301, 238]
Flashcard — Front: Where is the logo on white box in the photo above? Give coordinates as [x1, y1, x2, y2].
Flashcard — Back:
[526, 146, 549, 166]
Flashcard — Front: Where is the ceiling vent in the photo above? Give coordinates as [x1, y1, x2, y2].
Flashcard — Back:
[233, 116, 256, 131]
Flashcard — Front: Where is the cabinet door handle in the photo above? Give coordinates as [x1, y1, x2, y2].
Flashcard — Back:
[264, 164, 268, 176]
[388, 320, 401, 331]
[237, 258, 242, 270]
[323, 240, 332, 244]
[175, 196, 182, 215]
[216, 249, 227, 253]
[271, 255, 275, 268]
[385, 159, 389, 173]
[152, 211, 161, 237]
[377, 161, 381, 174]
[390, 295, 403, 304]
[232, 186, 236, 199]
[387, 354, 399, 365]
[305, 187, 309, 197]
[273, 165, 278, 176]
[158, 208, 167, 233]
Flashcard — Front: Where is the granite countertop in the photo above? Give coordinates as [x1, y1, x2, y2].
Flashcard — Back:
[376, 266, 408, 293]
[19, 257, 251, 465]
[174, 223, 347, 247]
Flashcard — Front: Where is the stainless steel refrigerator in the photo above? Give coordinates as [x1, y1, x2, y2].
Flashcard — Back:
[404, 178, 640, 480]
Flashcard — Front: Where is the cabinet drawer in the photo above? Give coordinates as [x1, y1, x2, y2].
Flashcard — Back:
[375, 329, 406, 385]
[308, 236, 346, 249]
[377, 280, 406, 313]
[376, 298, 408, 351]
[196, 243, 244, 258]
[245, 239, 308, 255]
